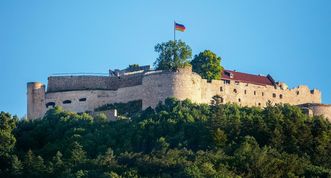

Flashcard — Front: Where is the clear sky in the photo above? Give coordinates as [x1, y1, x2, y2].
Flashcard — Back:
[1, 0, 330, 117]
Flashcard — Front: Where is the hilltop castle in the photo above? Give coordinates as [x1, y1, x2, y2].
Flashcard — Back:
[27, 65, 331, 121]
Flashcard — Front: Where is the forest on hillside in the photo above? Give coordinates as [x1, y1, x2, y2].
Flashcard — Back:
[1, 98, 331, 177]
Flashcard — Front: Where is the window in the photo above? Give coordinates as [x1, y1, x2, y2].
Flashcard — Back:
[220, 87, 223, 92]
[280, 94, 283, 99]
[254, 91, 256, 95]
[79, 98, 87, 102]
[262, 92, 264, 96]
[238, 98, 241, 102]
[273, 93, 276, 98]
[211, 100, 215, 105]
[235, 81, 239, 85]
[224, 80, 230, 84]
[233, 89, 237, 93]
[220, 97, 224, 103]
[258, 103, 261, 106]
[296, 91, 300, 95]
[46, 102, 55, 108]
[244, 90, 247, 94]
[63, 100, 72, 104]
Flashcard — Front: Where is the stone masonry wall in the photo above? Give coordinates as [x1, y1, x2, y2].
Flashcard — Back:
[299, 103, 331, 122]
[47, 73, 144, 92]
[45, 85, 145, 113]
[201, 80, 321, 107]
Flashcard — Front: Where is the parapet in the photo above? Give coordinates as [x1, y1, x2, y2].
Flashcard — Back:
[47, 73, 144, 92]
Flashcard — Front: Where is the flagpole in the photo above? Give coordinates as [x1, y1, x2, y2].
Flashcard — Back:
[174, 21, 176, 41]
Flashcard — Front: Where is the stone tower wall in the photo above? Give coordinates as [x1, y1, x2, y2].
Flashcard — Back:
[141, 67, 202, 109]
[27, 82, 46, 119]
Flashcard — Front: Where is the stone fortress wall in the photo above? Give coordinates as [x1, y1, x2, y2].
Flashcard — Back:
[28, 67, 330, 121]
[298, 103, 331, 121]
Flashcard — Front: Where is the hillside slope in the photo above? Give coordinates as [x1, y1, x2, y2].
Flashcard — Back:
[1, 98, 331, 177]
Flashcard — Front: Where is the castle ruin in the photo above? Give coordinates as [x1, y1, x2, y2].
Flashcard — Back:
[27, 65, 331, 121]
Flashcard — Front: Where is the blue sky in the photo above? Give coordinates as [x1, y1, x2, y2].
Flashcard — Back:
[1, 0, 330, 117]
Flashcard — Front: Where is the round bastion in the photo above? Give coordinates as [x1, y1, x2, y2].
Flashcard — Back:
[300, 103, 331, 122]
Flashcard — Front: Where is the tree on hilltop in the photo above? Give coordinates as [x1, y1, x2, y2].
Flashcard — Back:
[191, 50, 223, 81]
[154, 40, 192, 71]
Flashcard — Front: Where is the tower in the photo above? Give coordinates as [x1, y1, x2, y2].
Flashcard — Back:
[27, 82, 46, 120]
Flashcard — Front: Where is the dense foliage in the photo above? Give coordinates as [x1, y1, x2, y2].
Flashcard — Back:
[191, 50, 224, 81]
[1, 98, 331, 177]
[154, 40, 192, 71]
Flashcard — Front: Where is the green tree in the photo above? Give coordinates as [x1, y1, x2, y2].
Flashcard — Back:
[10, 155, 23, 177]
[51, 151, 65, 177]
[69, 142, 86, 166]
[23, 150, 46, 178]
[191, 50, 223, 81]
[0, 112, 17, 176]
[213, 128, 227, 148]
[154, 40, 192, 71]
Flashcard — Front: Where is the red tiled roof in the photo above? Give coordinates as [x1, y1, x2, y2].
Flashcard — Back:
[221, 69, 274, 86]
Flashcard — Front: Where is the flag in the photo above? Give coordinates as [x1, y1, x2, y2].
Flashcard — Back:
[175, 22, 186, 32]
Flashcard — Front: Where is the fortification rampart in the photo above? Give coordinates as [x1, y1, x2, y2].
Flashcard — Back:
[47, 73, 144, 92]
[28, 66, 326, 120]
[299, 103, 331, 122]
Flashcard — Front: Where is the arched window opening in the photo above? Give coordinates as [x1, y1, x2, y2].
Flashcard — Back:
[220, 87, 223, 92]
[212, 95, 224, 105]
[233, 89, 237, 93]
[46, 102, 55, 108]
[79, 98, 87, 102]
[63, 100, 72, 104]
[273, 93, 276, 98]
[280, 94, 283, 99]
